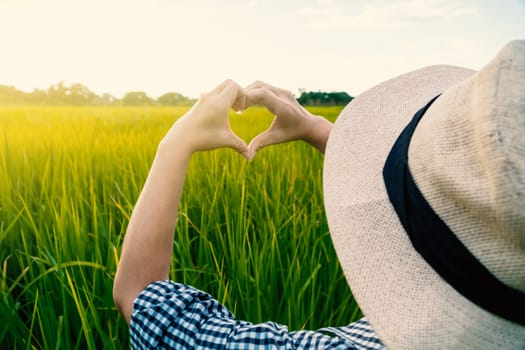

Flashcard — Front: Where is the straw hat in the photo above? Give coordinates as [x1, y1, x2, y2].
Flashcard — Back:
[323, 40, 525, 349]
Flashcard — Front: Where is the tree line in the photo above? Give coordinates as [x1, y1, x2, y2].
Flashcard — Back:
[0, 82, 196, 106]
[0, 82, 353, 106]
[296, 90, 353, 106]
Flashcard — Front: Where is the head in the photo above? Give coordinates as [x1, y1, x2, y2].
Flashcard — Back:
[324, 40, 525, 349]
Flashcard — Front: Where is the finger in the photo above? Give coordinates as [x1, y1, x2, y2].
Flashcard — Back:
[197, 80, 230, 101]
[248, 128, 282, 154]
[212, 79, 235, 94]
[244, 81, 294, 99]
[241, 86, 278, 109]
[242, 87, 290, 116]
[225, 131, 252, 160]
[232, 93, 247, 112]
[218, 80, 243, 106]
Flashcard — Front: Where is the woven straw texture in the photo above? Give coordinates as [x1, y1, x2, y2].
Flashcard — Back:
[324, 40, 525, 349]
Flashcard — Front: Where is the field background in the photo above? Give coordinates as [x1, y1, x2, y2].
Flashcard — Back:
[0, 105, 361, 349]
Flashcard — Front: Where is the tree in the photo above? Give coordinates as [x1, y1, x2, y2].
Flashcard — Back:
[296, 91, 353, 106]
[66, 83, 98, 105]
[157, 92, 195, 106]
[0, 85, 27, 104]
[0, 83, 353, 107]
[98, 93, 118, 105]
[121, 91, 155, 105]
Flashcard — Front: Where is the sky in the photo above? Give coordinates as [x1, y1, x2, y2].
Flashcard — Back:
[0, 0, 524, 99]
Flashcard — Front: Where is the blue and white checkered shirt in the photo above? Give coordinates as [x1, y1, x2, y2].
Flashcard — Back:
[130, 281, 385, 349]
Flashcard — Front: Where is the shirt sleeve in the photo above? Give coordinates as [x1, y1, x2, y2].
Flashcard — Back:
[130, 280, 385, 350]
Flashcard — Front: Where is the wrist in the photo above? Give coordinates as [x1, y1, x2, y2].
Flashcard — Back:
[160, 116, 201, 153]
[157, 132, 194, 162]
[303, 115, 333, 153]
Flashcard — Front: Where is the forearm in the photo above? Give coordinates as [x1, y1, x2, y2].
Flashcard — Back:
[113, 139, 191, 324]
[112, 79, 254, 324]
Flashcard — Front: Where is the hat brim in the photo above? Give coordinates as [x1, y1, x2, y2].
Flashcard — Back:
[323, 65, 524, 349]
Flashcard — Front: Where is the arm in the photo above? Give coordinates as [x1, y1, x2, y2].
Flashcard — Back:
[234, 81, 333, 155]
[113, 80, 249, 324]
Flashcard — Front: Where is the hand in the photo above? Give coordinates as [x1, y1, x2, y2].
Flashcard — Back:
[233, 81, 332, 155]
[163, 79, 251, 159]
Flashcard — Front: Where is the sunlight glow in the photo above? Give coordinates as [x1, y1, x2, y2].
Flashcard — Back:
[0, 0, 523, 98]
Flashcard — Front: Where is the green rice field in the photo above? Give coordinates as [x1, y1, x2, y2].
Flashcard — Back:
[0, 105, 361, 349]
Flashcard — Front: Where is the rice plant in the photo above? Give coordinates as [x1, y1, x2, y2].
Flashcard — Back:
[0, 105, 360, 349]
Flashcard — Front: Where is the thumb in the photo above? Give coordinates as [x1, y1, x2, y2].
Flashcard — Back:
[226, 131, 251, 160]
[232, 94, 247, 112]
[248, 129, 279, 155]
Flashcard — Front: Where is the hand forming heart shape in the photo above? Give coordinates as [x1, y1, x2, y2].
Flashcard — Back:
[233, 80, 324, 160]
[163, 79, 331, 160]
